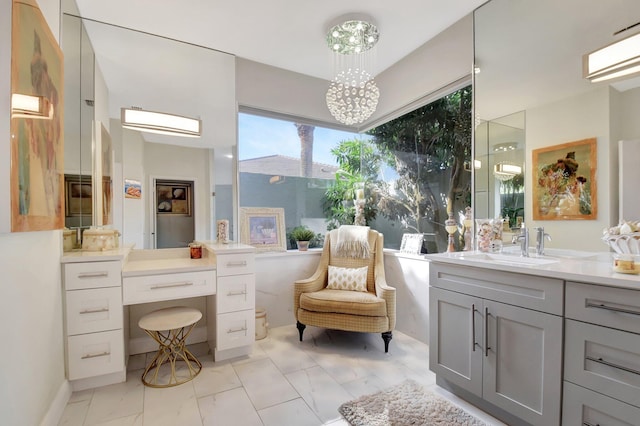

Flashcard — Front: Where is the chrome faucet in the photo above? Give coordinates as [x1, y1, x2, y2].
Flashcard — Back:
[512, 224, 529, 257]
[534, 227, 552, 256]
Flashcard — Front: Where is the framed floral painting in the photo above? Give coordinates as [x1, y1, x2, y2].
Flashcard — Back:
[532, 138, 597, 220]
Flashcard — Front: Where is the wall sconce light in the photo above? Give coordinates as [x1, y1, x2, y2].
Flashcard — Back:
[121, 107, 201, 137]
[494, 163, 522, 181]
[584, 30, 640, 82]
[269, 175, 285, 184]
[11, 93, 53, 119]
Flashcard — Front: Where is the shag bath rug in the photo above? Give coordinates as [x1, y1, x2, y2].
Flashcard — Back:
[338, 379, 487, 426]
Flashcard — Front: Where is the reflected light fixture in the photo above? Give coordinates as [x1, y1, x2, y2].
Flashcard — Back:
[493, 163, 522, 181]
[493, 142, 517, 152]
[11, 93, 53, 119]
[121, 107, 201, 137]
[584, 30, 640, 82]
[325, 15, 380, 126]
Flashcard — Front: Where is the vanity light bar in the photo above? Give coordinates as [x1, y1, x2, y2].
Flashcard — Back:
[584, 31, 640, 82]
[121, 108, 201, 138]
[11, 93, 53, 119]
[494, 163, 522, 175]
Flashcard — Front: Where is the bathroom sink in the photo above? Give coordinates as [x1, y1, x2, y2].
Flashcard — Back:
[461, 253, 559, 267]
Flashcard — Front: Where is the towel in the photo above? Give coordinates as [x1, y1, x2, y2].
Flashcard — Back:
[332, 225, 371, 259]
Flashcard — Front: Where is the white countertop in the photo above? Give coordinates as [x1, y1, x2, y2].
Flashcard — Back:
[122, 248, 215, 277]
[202, 241, 256, 254]
[426, 249, 640, 290]
[61, 246, 133, 263]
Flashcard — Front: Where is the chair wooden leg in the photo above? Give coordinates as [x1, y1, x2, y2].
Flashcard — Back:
[296, 321, 306, 341]
[381, 331, 392, 353]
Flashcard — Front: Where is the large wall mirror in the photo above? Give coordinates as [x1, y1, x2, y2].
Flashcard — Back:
[474, 0, 640, 250]
[61, 0, 236, 248]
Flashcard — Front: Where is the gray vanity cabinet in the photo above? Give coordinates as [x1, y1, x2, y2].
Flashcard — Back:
[562, 281, 640, 425]
[429, 264, 563, 426]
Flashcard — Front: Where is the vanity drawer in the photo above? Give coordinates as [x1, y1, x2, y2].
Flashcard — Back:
[217, 274, 255, 313]
[562, 381, 640, 426]
[566, 281, 640, 334]
[67, 329, 124, 380]
[565, 319, 640, 408]
[64, 261, 122, 290]
[122, 270, 216, 305]
[429, 264, 563, 315]
[216, 253, 255, 277]
[66, 287, 123, 335]
[216, 309, 255, 351]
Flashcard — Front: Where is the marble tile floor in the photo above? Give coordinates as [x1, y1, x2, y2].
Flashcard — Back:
[59, 325, 506, 426]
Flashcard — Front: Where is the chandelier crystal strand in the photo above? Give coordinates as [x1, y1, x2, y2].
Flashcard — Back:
[325, 17, 380, 125]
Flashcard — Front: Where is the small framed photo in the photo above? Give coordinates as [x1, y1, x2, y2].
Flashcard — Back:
[400, 233, 424, 255]
[240, 207, 286, 252]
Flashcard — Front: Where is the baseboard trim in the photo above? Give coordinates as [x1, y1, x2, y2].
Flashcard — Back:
[129, 325, 208, 355]
[40, 380, 72, 426]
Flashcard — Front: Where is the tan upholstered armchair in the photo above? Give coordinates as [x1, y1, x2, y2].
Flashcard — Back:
[294, 227, 396, 352]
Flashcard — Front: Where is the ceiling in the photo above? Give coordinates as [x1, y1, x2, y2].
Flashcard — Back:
[72, 0, 486, 82]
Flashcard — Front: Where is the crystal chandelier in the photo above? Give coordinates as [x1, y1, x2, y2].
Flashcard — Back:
[325, 17, 380, 125]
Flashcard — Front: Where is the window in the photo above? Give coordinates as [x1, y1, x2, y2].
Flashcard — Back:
[238, 85, 472, 252]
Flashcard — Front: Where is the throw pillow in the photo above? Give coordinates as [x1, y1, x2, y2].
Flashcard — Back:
[327, 265, 368, 292]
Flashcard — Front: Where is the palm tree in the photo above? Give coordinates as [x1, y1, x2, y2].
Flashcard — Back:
[294, 124, 315, 177]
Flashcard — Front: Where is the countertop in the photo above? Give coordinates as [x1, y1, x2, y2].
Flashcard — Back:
[426, 249, 640, 290]
[61, 245, 133, 263]
[122, 248, 215, 277]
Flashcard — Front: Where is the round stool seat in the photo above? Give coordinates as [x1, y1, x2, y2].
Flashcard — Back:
[139, 306, 202, 331]
[138, 306, 203, 388]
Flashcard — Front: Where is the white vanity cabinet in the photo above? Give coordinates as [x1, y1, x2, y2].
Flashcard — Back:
[562, 281, 640, 425]
[429, 263, 563, 426]
[208, 246, 256, 361]
[62, 259, 125, 384]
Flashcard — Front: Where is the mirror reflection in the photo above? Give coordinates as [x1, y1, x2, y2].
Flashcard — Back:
[475, 111, 525, 231]
[474, 0, 640, 250]
[61, 9, 236, 248]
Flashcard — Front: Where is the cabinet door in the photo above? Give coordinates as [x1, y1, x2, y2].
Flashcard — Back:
[429, 287, 483, 397]
[483, 300, 562, 426]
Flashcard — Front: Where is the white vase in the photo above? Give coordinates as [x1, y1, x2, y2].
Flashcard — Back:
[297, 240, 310, 251]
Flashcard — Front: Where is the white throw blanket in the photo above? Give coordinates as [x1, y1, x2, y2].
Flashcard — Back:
[332, 225, 371, 259]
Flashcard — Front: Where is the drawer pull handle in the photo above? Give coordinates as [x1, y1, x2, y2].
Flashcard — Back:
[81, 351, 110, 360]
[585, 355, 640, 376]
[150, 281, 194, 290]
[226, 261, 247, 267]
[585, 302, 640, 316]
[227, 290, 247, 296]
[583, 422, 600, 426]
[77, 272, 109, 279]
[79, 307, 109, 315]
[227, 326, 247, 334]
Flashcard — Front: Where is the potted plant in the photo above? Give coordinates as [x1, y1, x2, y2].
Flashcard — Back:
[290, 226, 316, 251]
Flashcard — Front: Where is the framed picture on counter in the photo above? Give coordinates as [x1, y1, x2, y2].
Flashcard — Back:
[240, 207, 286, 252]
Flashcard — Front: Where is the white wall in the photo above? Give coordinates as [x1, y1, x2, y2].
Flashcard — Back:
[0, 3, 68, 426]
[526, 87, 613, 250]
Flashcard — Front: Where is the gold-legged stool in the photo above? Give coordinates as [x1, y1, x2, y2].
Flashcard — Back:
[138, 306, 203, 388]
